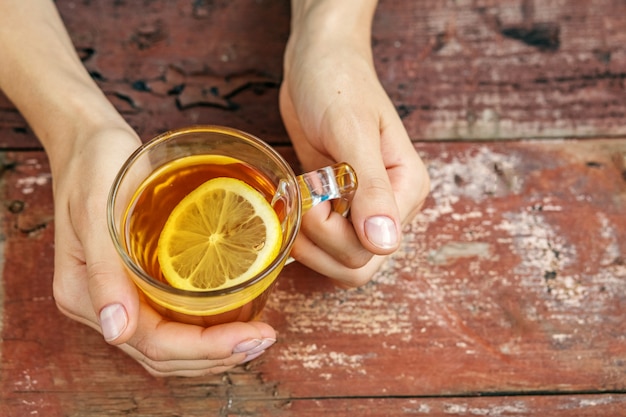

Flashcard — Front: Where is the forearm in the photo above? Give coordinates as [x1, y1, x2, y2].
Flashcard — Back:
[287, 0, 378, 64]
[290, 0, 377, 39]
[0, 1, 129, 169]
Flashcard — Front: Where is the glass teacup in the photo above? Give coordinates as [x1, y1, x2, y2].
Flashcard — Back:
[107, 125, 357, 326]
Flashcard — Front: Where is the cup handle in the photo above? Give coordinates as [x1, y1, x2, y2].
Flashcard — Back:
[273, 162, 358, 266]
[296, 162, 358, 216]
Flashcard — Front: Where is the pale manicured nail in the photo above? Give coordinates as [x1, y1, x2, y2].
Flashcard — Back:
[234, 338, 276, 364]
[233, 338, 275, 355]
[246, 338, 276, 355]
[365, 216, 398, 249]
[233, 338, 263, 354]
[100, 303, 128, 342]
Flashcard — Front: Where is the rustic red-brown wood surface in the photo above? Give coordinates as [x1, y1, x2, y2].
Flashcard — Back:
[1, 1, 625, 416]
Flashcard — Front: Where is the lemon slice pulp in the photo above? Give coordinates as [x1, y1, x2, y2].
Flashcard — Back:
[157, 177, 282, 291]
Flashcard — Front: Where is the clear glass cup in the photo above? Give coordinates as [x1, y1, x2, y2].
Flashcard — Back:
[107, 125, 357, 326]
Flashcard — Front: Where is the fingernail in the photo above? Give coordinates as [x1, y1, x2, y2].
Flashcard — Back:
[233, 338, 276, 355]
[365, 216, 398, 249]
[99, 303, 128, 342]
[233, 338, 263, 354]
[234, 338, 276, 363]
[247, 338, 276, 355]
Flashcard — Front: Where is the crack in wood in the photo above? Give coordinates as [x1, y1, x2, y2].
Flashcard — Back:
[499, 0, 560, 51]
[175, 72, 280, 111]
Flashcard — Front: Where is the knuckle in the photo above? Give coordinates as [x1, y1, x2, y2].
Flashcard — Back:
[335, 257, 384, 288]
[336, 248, 373, 270]
[85, 261, 117, 291]
[361, 175, 392, 196]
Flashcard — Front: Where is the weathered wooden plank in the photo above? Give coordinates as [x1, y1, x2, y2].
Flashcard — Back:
[260, 138, 626, 398]
[3, 392, 626, 417]
[374, 0, 626, 140]
[1, 139, 624, 415]
[1, 0, 625, 149]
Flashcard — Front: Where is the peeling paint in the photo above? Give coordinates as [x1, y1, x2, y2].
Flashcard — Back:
[443, 401, 529, 415]
[428, 241, 491, 265]
[278, 343, 371, 373]
[16, 174, 51, 195]
[427, 146, 524, 209]
[269, 287, 413, 337]
[598, 212, 621, 266]
[496, 209, 585, 305]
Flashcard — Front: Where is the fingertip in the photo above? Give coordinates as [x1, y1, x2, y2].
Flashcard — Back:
[99, 303, 129, 343]
[246, 320, 277, 340]
[86, 252, 140, 345]
[350, 176, 401, 255]
[93, 284, 139, 345]
[364, 215, 400, 252]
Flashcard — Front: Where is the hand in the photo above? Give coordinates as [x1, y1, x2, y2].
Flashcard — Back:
[279, 29, 430, 287]
[1, 0, 279, 378]
[50, 126, 276, 377]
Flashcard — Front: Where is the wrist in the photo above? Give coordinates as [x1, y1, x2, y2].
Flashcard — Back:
[290, 0, 378, 38]
[37, 86, 137, 178]
[287, 0, 378, 66]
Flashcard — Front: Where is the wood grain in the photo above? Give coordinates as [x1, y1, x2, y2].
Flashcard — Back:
[2, 0, 626, 415]
[1, 0, 625, 149]
[1, 138, 624, 416]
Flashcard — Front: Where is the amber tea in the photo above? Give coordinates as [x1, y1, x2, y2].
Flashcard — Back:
[123, 155, 285, 282]
[121, 154, 285, 325]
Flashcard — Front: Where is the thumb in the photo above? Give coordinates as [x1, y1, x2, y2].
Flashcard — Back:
[84, 229, 140, 345]
[349, 156, 402, 255]
[328, 121, 402, 256]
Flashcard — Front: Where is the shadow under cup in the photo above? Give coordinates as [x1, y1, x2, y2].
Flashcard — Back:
[107, 126, 302, 326]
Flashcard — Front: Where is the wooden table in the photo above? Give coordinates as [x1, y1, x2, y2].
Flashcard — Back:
[1, 1, 625, 415]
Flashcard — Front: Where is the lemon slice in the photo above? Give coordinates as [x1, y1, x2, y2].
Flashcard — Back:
[157, 177, 282, 291]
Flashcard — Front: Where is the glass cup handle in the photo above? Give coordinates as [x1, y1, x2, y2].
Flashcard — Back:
[274, 162, 358, 266]
[296, 162, 358, 216]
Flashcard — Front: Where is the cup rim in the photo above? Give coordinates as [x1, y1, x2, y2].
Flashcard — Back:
[107, 124, 302, 297]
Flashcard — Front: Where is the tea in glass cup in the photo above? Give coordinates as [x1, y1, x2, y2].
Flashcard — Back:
[108, 125, 357, 326]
